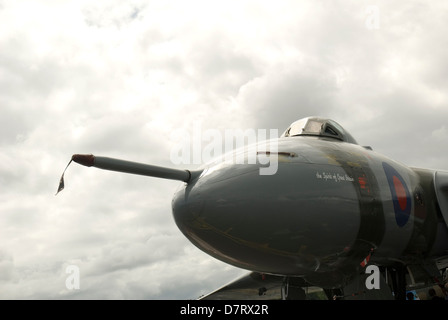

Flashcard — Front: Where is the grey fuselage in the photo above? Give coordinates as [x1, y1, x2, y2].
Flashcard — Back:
[172, 136, 448, 288]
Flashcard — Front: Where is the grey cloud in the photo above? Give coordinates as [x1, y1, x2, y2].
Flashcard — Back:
[82, 1, 147, 29]
[0, 250, 15, 282]
[236, 63, 339, 132]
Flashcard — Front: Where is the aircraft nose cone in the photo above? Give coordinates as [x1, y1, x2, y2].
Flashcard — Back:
[172, 185, 202, 227]
[172, 160, 362, 278]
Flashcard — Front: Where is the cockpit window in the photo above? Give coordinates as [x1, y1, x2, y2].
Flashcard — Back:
[283, 118, 308, 137]
[324, 125, 338, 136]
[305, 120, 323, 134]
[281, 117, 358, 144]
[327, 120, 345, 134]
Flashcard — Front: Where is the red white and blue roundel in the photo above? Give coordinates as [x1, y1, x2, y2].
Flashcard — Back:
[382, 162, 412, 227]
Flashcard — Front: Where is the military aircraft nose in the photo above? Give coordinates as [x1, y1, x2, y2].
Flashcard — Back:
[172, 157, 362, 278]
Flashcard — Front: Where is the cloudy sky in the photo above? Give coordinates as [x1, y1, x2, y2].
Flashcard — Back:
[1, 0, 448, 299]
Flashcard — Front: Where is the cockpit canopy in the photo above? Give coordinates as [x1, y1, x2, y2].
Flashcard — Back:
[281, 117, 358, 144]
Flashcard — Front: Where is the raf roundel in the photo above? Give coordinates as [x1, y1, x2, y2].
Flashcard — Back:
[382, 162, 412, 227]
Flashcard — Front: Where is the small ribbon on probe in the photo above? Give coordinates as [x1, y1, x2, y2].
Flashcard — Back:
[55, 158, 73, 195]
